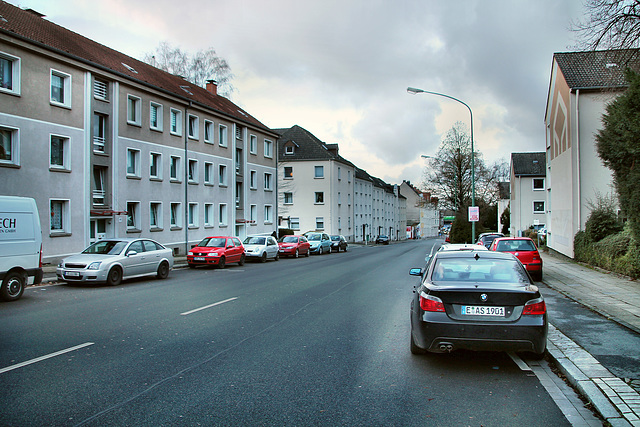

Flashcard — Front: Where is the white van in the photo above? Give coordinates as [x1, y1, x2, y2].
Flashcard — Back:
[0, 196, 43, 301]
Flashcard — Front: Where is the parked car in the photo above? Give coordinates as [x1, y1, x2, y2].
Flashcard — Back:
[330, 235, 348, 252]
[476, 232, 504, 249]
[376, 235, 390, 245]
[278, 235, 310, 258]
[409, 250, 547, 358]
[187, 236, 245, 269]
[57, 238, 174, 286]
[305, 232, 332, 255]
[489, 237, 543, 281]
[243, 235, 279, 262]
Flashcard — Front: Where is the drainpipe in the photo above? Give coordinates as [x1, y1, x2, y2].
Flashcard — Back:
[184, 102, 191, 255]
[575, 90, 582, 232]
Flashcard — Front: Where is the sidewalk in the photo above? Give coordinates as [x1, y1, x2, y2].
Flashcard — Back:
[542, 251, 640, 426]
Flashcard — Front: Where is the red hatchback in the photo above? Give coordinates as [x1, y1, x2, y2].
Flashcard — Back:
[278, 235, 311, 258]
[490, 237, 543, 281]
[187, 236, 245, 268]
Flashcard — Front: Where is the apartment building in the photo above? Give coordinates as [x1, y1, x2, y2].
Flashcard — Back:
[0, 2, 278, 263]
[510, 152, 547, 237]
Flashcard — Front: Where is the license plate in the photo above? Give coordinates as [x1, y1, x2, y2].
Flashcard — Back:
[66, 271, 80, 277]
[461, 306, 505, 316]
[194, 257, 205, 261]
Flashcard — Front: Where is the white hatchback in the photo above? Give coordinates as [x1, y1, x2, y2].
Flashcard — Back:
[242, 235, 280, 262]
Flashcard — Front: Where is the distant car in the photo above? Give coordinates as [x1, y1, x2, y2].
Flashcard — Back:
[409, 250, 547, 358]
[57, 238, 174, 286]
[376, 235, 390, 245]
[537, 228, 547, 237]
[330, 235, 348, 252]
[490, 237, 543, 281]
[187, 236, 245, 269]
[476, 232, 504, 249]
[278, 235, 311, 258]
[305, 232, 332, 255]
[243, 235, 279, 262]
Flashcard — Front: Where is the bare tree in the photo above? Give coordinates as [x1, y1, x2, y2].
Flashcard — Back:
[573, 0, 640, 52]
[143, 42, 235, 97]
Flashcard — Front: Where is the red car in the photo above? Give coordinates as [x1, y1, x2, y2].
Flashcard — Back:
[187, 236, 245, 268]
[277, 235, 311, 258]
[490, 237, 543, 281]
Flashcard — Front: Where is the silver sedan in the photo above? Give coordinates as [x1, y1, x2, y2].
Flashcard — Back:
[57, 238, 174, 286]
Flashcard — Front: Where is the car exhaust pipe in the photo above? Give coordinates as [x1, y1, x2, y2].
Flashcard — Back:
[439, 343, 453, 353]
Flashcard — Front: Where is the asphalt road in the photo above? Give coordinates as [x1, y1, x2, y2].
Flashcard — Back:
[1, 239, 571, 426]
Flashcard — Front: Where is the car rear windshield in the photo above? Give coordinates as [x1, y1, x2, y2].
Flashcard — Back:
[198, 237, 226, 248]
[244, 237, 266, 245]
[431, 258, 529, 283]
[82, 240, 128, 255]
[496, 240, 536, 252]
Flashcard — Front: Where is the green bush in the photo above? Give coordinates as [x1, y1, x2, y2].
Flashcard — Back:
[449, 212, 472, 243]
[574, 224, 640, 278]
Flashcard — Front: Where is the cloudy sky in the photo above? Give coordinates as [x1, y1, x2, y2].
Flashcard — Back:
[8, 0, 585, 186]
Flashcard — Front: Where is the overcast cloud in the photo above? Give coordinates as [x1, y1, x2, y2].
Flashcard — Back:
[9, 0, 585, 186]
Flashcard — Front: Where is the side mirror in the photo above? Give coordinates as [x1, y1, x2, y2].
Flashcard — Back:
[127, 250, 138, 257]
[409, 268, 423, 277]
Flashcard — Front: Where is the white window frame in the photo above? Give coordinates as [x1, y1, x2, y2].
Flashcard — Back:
[170, 202, 182, 228]
[188, 202, 199, 228]
[204, 162, 214, 185]
[249, 134, 257, 154]
[290, 217, 300, 230]
[264, 205, 273, 224]
[285, 145, 294, 155]
[250, 170, 257, 189]
[92, 167, 106, 205]
[50, 199, 70, 234]
[533, 200, 546, 214]
[284, 166, 293, 179]
[188, 159, 198, 183]
[150, 102, 163, 131]
[204, 120, 214, 144]
[0, 52, 21, 95]
[264, 139, 273, 158]
[218, 124, 228, 147]
[314, 165, 324, 178]
[219, 203, 228, 226]
[188, 114, 199, 140]
[219, 164, 228, 186]
[170, 156, 181, 182]
[127, 94, 141, 126]
[50, 69, 71, 108]
[150, 202, 163, 230]
[126, 148, 141, 178]
[264, 172, 273, 191]
[315, 192, 324, 204]
[49, 134, 70, 171]
[170, 108, 183, 136]
[93, 112, 107, 153]
[0, 125, 19, 167]
[316, 217, 324, 230]
[126, 201, 141, 231]
[250, 204, 257, 223]
[284, 192, 293, 204]
[93, 79, 108, 101]
[533, 178, 545, 191]
[204, 203, 214, 227]
[150, 152, 162, 180]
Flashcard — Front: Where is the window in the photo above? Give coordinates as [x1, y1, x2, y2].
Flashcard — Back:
[204, 203, 214, 227]
[188, 114, 199, 139]
[170, 156, 181, 181]
[0, 52, 20, 95]
[126, 201, 140, 231]
[219, 165, 227, 186]
[264, 173, 273, 190]
[204, 162, 213, 185]
[204, 120, 213, 143]
[250, 204, 257, 222]
[338, 167, 341, 180]
[188, 159, 198, 183]
[188, 203, 198, 227]
[50, 135, 70, 170]
[284, 166, 293, 179]
[290, 217, 300, 230]
[250, 135, 257, 154]
[348, 170, 351, 182]
[250, 170, 257, 189]
[533, 201, 545, 213]
[150, 153, 162, 179]
[94, 79, 108, 100]
[264, 139, 273, 158]
[315, 165, 324, 178]
[219, 124, 228, 147]
[533, 178, 545, 191]
[50, 69, 71, 107]
[316, 217, 324, 230]
[285, 145, 294, 155]
[50, 200, 70, 234]
[92, 167, 106, 205]
[235, 148, 242, 174]
[338, 192, 341, 205]
[235, 182, 242, 208]
[315, 192, 324, 204]
[264, 205, 273, 223]
[127, 94, 141, 125]
[170, 202, 182, 228]
[150, 102, 163, 131]
[93, 113, 107, 153]
[219, 204, 228, 226]
[170, 108, 182, 135]
[150, 202, 162, 229]
[126, 148, 140, 178]
[0, 126, 18, 166]
[284, 192, 293, 204]
[235, 125, 244, 141]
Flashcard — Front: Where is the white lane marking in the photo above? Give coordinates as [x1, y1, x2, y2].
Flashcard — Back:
[0, 342, 95, 374]
[181, 297, 238, 316]
[507, 351, 532, 371]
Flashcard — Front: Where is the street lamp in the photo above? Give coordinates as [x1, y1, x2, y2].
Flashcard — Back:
[408, 87, 476, 243]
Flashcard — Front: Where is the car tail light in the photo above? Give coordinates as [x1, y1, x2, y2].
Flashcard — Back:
[39, 244, 43, 268]
[523, 300, 546, 315]
[420, 294, 445, 312]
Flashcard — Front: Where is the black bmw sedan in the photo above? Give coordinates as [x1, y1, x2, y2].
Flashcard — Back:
[409, 250, 547, 358]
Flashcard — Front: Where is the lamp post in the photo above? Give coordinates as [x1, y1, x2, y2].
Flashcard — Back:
[409, 87, 476, 243]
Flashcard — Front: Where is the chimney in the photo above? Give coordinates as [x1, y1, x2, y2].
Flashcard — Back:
[206, 80, 217, 96]
[326, 143, 339, 156]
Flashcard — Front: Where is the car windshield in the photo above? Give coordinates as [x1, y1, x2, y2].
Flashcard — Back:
[306, 233, 321, 241]
[431, 258, 528, 283]
[81, 240, 128, 255]
[496, 240, 536, 252]
[244, 236, 266, 245]
[198, 237, 226, 248]
[279, 236, 298, 243]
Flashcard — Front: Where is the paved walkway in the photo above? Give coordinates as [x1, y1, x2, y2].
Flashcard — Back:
[542, 251, 640, 426]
